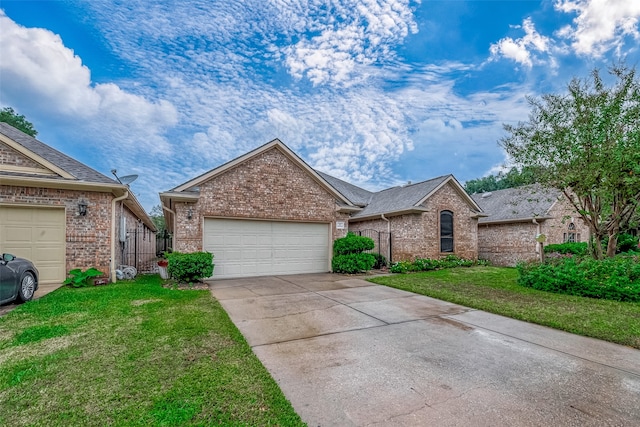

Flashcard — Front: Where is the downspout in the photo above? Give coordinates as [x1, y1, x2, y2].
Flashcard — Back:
[380, 214, 390, 233]
[381, 214, 391, 263]
[110, 191, 129, 283]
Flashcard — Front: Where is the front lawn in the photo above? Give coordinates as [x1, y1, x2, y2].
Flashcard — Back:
[369, 266, 640, 349]
[0, 275, 304, 426]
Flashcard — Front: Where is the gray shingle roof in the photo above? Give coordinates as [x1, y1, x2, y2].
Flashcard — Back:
[471, 185, 561, 223]
[316, 171, 373, 206]
[0, 123, 116, 184]
[351, 175, 451, 218]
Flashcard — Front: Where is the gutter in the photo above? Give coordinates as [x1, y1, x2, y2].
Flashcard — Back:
[110, 190, 129, 283]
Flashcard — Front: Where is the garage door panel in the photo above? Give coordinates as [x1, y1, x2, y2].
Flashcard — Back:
[204, 218, 329, 279]
[0, 206, 65, 284]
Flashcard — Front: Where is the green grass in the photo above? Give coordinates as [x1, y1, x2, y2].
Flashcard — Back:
[369, 266, 640, 349]
[0, 275, 304, 426]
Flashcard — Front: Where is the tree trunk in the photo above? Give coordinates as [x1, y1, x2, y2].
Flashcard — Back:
[606, 231, 619, 258]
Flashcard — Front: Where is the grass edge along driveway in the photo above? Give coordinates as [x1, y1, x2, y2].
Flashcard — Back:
[0, 275, 304, 426]
[369, 266, 640, 349]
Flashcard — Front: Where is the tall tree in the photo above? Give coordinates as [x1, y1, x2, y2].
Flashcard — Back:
[464, 166, 539, 194]
[0, 107, 38, 137]
[501, 65, 640, 258]
[149, 204, 166, 232]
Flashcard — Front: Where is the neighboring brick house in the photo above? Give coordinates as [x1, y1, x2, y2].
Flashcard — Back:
[160, 139, 484, 279]
[0, 123, 156, 284]
[472, 185, 590, 266]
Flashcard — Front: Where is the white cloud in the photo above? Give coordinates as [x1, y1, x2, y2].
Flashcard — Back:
[0, 11, 177, 154]
[489, 18, 552, 67]
[555, 0, 640, 57]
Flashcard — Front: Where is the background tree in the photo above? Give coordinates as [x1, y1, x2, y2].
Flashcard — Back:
[501, 65, 640, 258]
[0, 107, 37, 136]
[149, 204, 166, 232]
[464, 166, 539, 194]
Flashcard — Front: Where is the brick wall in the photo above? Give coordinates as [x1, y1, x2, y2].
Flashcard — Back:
[477, 195, 591, 266]
[349, 182, 479, 261]
[0, 143, 45, 170]
[543, 197, 590, 245]
[1, 185, 113, 274]
[477, 222, 539, 266]
[175, 148, 346, 252]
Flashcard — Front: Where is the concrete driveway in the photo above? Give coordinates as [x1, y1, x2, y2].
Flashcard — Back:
[209, 273, 640, 426]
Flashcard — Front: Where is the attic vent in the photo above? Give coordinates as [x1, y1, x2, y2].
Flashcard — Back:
[481, 192, 492, 198]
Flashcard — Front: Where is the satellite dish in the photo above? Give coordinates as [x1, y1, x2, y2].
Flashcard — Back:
[119, 175, 138, 186]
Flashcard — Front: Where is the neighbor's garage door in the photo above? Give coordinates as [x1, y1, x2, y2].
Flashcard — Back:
[204, 218, 330, 279]
[0, 206, 66, 284]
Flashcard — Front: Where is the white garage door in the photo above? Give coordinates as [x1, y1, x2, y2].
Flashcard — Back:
[0, 205, 66, 284]
[204, 218, 330, 279]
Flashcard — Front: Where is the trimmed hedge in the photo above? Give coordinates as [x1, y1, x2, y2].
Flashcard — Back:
[332, 233, 376, 273]
[390, 255, 476, 274]
[332, 253, 376, 274]
[544, 242, 588, 256]
[517, 255, 640, 302]
[166, 251, 214, 283]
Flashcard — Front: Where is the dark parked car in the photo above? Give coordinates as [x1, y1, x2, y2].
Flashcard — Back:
[0, 253, 39, 305]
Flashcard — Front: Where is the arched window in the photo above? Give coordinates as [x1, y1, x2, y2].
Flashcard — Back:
[440, 210, 454, 253]
[564, 222, 580, 242]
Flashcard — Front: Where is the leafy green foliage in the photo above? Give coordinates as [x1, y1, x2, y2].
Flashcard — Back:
[517, 256, 640, 302]
[0, 107, 37, 136]
[63, 268, 104, 288]
[331, 233, 376, 273]
[166, 251, 214, 283]
[544, 242, 588, 256]
[332, 253, 376, 273]
[464, 166, 540, 194]
[390, 255, 475, 273]
[149, 204, 166, 232]
[501, 65, 640, 259]
[615, 233, 640, 253]
[333, 232, 375, 255]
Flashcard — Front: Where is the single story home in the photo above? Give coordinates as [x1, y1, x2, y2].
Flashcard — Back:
[160, 139, 484, 279]
[472, 185, 590, 266]
[0, 123, 156, 283]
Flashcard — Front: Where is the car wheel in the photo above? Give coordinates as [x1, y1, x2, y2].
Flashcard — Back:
[18, 272, 36, 302]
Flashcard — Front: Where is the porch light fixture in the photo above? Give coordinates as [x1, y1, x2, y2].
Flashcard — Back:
[187, 207, 193, 220]
[78, 199, 88, 216]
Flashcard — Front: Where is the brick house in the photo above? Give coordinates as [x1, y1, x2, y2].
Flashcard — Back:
[160, 139, 484, 279]
[0, 123, 156, 284]
[472, 185, 590, 266]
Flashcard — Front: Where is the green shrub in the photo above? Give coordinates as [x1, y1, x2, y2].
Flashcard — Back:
[166, 251, 214, 283]
[332, 253, 376, 273]
[517, 255, 640, 302]
[543, 242, 588, 256]
[372, 253, 387, 269]
[616, 233, 640, 253]
[333, 232, 375, 255]
[390, 255, 476, 274]
[63, 268, 104, 288]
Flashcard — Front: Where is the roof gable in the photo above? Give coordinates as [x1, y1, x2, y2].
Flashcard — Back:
[350, 175, 482, 220]
[169, 139, 355, 206]
[0, 123, 116, 184]
[471, 185, 561, 223]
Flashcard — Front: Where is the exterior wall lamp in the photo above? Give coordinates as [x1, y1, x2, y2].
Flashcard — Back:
[78, 199, 88, 216]
[187, 207, 193, 220]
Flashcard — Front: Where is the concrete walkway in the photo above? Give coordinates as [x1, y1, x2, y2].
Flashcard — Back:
[209, 273, 640, 426]
[0, 282, 63, 317]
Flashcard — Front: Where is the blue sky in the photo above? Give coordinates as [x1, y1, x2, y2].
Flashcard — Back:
[1, 0, 639, 211]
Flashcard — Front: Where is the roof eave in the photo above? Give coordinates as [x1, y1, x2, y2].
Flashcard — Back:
[349, 207, 429, 222]
[478, 216, 554, 225]
[0, 174, 127, 193]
